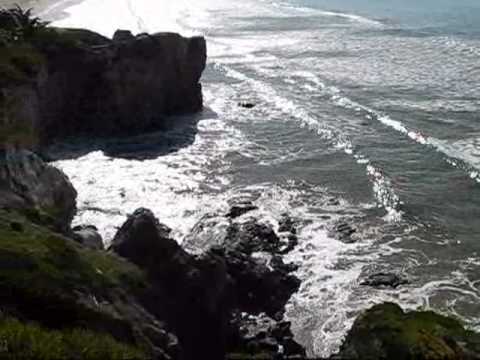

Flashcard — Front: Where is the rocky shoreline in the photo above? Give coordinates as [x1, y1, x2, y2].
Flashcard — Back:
[1, 7, 480, 360]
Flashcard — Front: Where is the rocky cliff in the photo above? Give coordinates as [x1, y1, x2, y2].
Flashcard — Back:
[0, 25, 206, 149]
[0, 147, 77, 232]
[2, 8, 480, 360]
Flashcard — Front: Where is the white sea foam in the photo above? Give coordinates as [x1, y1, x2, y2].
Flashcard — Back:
[292, 70, 480, 183]
[265, 0, 384, 26]
[221, 64, 403, 220]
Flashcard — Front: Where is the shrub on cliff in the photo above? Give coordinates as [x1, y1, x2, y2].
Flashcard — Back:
[0, 6, 48, 45]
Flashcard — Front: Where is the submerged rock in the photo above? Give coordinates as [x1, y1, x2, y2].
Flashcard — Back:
[334, 302, 480, 360]
[110, 208, 233, 360]
[0, 148, 77, 232]
[226, 202, 258, 219]
[360, 272, 409, 289]
[238, 102, 256, 109]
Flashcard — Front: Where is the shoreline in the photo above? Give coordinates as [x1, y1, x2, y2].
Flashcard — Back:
[1, 0, 82, 22]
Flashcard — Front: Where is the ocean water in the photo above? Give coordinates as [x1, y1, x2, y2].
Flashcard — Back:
[46, 0, 480, 356]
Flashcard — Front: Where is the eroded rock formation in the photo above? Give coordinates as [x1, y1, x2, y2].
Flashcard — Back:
[1, 28, 206, 149]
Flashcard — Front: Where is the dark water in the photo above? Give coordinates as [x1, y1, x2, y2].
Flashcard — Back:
[51, 0, 480, 356]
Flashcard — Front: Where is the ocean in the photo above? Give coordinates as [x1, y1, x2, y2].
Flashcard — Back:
[47, 0, 480, 356]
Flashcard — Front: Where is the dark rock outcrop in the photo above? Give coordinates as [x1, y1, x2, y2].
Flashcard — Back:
[333, 302, 480, 360]
[110, 208, 303, 359]
[238, 102, 256, 109]
[228, 315, 306, 359]
[110, 208, 233, 360]
[1, 27, 207, 149]
[212, 246, 300, 320]
[0, 148, 76, 232]
[225, 219, 282, 255]
[225, 217, 299, 256]
[226, 201, 258, 219]
[333, 221, 357, 243]
[72, 224, 104, 250]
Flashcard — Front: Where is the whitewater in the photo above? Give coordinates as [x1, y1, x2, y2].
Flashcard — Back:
[43, 0, 480, 356]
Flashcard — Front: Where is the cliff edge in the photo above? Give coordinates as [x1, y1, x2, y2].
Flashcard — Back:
[0, 11, 206, 149]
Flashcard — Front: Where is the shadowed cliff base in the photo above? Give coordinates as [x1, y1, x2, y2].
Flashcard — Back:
[42, 107, 217, 161]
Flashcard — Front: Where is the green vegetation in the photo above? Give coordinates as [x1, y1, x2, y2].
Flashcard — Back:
[0, 7, 46, 147]
[0, 317, 145, 359]
[0, 209, 146, 297]
[0, 209, 149, 356]
[340, 302, 480, 359]
[0, 92, 37, 147]
[0, 6, 51, 87]
[0, 6, 111, 148]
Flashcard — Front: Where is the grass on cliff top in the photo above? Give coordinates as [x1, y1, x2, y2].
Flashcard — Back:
[0, 316, 145, 360]
[0, 209, 146, 294]
[0, 209, 147, 328]
[0, 6, 107, 86]
[0, 6, 46, 84]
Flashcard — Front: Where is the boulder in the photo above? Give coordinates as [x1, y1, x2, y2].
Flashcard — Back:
[109, 208, 181, 270]
[270, 255, 299, 274]
[72, 224, 104, 250]
[225, 219, 281, 255]
[278, 214, 297, 234]
[212, 247, 301, 319]
[0, 148, 77, 232]
[334, 303, 480, 360]
[334, 221, 357, 243]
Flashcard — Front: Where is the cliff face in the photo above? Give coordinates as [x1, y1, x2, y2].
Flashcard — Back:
[0, 28, 206, 148]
